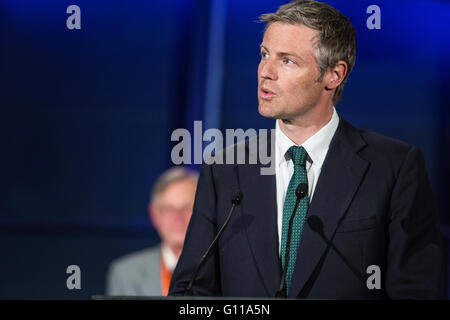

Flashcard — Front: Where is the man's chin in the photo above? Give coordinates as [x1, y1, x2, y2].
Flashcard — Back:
[258, 104, 279, 119]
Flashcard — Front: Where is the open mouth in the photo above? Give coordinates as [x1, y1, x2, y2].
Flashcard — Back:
[261, 88, 276, 99]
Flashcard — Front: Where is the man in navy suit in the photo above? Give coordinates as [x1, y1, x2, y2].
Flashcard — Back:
[169, 0, 444, 299]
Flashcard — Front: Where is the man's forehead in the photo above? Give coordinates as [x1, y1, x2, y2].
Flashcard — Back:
[155, 178, 196, 200]
[262, 22, 318, 50]
[155, 194, 194, 207]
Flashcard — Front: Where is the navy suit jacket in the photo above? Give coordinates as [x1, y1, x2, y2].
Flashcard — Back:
[169, 115, 444, 299]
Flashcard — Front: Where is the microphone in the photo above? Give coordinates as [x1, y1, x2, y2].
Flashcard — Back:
[275, 183, 308, 298]
[307, 215, 366, 284]
[184, 190, 243, 296]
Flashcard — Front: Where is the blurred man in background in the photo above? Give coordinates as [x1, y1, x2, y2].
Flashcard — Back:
[106, 166, 198, 296]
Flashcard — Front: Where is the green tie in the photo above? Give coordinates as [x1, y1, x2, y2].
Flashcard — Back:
[281, 146, 309, 295]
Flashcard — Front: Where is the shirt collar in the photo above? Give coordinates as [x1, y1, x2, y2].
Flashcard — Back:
[275, 107, 340, 169]
[161, 244, 178, 272]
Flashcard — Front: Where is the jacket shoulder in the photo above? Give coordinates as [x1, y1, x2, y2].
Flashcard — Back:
[109, 245, 161, 273]
[339, 118, 424, 179]
[341, 116, 418, 159]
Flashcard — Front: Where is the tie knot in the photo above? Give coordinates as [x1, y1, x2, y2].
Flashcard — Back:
[287, 146, 308, 167]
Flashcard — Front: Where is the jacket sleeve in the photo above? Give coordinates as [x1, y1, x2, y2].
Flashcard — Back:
[168, 163, 222, 296]
[385, 146, 444, 299]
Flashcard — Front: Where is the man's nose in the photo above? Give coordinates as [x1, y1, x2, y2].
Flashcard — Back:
[260, 59, 278, 80]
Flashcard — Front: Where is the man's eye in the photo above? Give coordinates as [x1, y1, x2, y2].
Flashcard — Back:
[261, 52, 269, 59]
[284, 58, 294, 65]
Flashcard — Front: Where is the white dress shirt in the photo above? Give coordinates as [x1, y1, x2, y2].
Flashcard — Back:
[275, 107, 339, 254]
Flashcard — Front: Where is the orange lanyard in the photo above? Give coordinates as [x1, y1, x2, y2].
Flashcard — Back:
[160, 256, 172, 296]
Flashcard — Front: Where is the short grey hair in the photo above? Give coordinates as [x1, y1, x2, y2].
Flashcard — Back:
[150, 166, 199, 203]
[259, 0, 357, 105]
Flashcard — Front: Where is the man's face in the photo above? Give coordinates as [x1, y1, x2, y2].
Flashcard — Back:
[150, 179, 196, 250]
[258, 22, 325, 121]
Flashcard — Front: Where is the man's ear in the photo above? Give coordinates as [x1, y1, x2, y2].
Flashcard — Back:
[324, 60, 348, 90]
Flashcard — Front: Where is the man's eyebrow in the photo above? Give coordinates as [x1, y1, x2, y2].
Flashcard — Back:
[259, 45, 305, 62]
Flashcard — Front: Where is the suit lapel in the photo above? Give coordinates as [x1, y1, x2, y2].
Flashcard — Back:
[288, 116, 369, 298]
[236, 131, 281, 296]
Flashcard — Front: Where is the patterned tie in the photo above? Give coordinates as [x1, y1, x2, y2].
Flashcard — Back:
[281, 146, 309, 295]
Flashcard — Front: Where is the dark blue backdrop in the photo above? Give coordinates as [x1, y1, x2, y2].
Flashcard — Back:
[0, 0, 449, 299]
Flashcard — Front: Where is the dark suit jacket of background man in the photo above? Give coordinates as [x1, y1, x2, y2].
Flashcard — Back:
[169, 114, 444, 299]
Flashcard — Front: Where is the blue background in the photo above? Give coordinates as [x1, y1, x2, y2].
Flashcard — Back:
[0, 0, 449, 299]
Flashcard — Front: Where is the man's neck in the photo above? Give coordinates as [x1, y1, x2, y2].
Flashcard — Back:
[278, 106, 334, 146]
[164, 243, 182, 259]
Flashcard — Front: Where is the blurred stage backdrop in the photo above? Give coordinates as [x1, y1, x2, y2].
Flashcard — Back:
[0, 0, 449, 299]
